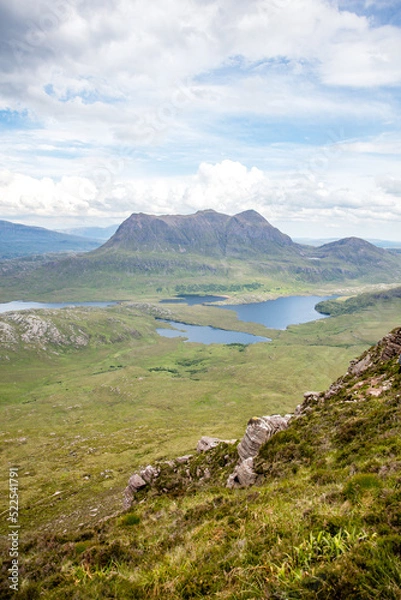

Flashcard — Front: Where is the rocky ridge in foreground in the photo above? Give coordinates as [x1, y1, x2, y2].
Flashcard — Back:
[124, 326, 401, 508]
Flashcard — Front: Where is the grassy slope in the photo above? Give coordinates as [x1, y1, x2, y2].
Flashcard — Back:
[316, 285, 401, 316]
[0, 294, 401, 597]
[1, 243, 401, 302]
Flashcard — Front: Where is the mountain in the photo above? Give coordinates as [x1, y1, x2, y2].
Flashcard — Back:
[0, 220, 101, 259]
[101, 209, 294, 257]
[312, 237, 392, 265]
[1, 210, 401, 299]
[294, 236, 401, 282]
[295, 237, 401, 249]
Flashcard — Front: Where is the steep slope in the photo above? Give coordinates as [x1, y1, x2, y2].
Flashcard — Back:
[0, 220, 100, 258]
[4, 327, 401, 599]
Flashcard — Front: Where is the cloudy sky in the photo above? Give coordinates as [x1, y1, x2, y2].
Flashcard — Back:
[1, 0, 401, 239]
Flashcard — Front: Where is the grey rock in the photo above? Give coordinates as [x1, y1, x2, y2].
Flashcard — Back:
[349, 354, 372, 376]
[226, 413, 291, 489]
[227, 458, 256, 489]
[176, 454, 193, 464]
[140, 465, 160, 483]
[196, 436, 236, 453]
[128, 473, 147, 491]
[123, 473, 148, 510]
[237, 414, 291, 462]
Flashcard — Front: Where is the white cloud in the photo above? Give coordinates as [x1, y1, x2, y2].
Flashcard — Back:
[1, 0, 401, 239]
[1, 159, 401, 240]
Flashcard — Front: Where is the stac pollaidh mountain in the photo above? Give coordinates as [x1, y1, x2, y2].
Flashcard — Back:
[2, 209, 401, 299]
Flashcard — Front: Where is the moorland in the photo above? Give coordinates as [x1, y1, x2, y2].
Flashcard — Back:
[1, 210, 401, 598]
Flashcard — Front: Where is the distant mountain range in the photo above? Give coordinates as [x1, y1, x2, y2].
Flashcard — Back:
[0, 220, 101, 259]
[58, 225, 119, 241]
[1, 210, 401, 297]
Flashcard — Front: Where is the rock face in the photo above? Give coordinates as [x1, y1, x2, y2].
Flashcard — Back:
[101, 209, 294, 258]
[227, 414, 291, 489]
[237, 415, 292, 462]
[123, 465, 160, 509]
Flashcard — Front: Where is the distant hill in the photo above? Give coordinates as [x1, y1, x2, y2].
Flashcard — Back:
[311, 237, 392, 266]
[58, 225, 119, 241]
[295, 237, 401, 249]
[0, 220, 101, 259]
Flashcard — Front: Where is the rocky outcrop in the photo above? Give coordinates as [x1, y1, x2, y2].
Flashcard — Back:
[197, 436, 237, 453]
[237, 415, 291, 462]
[227, 414, 291, 489]
[0, 310, 89, 353]
[348, 328, 401, 378]
[123, 443, 238, 509]
[124, 465, 161, 509]
[123, 415, 292, 507]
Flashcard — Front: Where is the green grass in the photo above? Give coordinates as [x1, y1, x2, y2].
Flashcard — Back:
[0, 293, 401, 597]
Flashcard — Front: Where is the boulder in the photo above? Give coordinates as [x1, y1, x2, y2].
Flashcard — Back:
[227, 458, 256, 489]
[237, 414, 291, 462]
[226, 413, 291, 489]
[140, 465, 160, 484]
[196, 436, 236, 453]
[123, 473, 148, 509]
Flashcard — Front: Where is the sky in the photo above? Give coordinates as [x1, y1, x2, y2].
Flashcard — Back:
[1, 0, 401, 240]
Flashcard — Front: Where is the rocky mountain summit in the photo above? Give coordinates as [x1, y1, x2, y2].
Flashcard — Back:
[101, 209, 294, 257]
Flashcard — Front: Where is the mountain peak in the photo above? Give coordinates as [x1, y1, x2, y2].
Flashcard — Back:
[101, 209, 294, 257]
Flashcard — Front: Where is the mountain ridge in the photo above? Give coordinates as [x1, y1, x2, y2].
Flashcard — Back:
[0, 219, 101, 259]
[101, 209, 294, 257]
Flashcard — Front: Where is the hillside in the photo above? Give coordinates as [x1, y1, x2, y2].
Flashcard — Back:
[1, 210, 401, 301]
[316, 285, 401, 316]
[0, 220, 101, 259]
[1, 321, 401, 598]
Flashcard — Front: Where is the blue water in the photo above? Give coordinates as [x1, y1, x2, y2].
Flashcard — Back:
[161, 294, 334, 330]
[0, 300, 116, 314]
[222, 295, 334, 330]
[157, 321, 269, 345]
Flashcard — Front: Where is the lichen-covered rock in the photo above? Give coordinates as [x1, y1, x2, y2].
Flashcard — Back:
[227, 458, 256, 489]
[237, 414, 291, 462]
[196, 436, 236, 453]
[225, 413, 291, 489]
[140, 465, 160, 483]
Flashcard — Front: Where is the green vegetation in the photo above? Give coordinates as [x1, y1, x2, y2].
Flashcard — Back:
[316, 285, 401, 316]
[174, 282, 263, 294]
[1, 290, 401, 597]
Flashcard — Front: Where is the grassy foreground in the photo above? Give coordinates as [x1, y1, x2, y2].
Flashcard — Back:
[0, 296, 401, 597]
